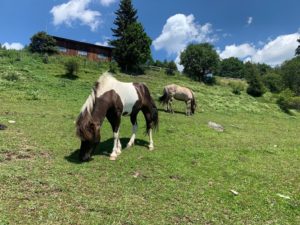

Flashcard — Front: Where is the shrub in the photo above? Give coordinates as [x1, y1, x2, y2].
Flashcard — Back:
[165, 61, 177, 76]
[109, 61, 119, 73]
[228, 81, 245, 95]
[42, 53, 49, 64]
[277, 89, 300, 112]
[65, 59, 79, 77]
[2, 71, 21, 81]
[262, 72, 283, 93]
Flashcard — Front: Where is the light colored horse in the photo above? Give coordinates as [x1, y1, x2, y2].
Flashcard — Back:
[159, 84, 196, 116]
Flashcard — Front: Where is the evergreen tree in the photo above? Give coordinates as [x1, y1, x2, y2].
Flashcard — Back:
[111, 0, 138, 38]
[110, 0, 151, 73]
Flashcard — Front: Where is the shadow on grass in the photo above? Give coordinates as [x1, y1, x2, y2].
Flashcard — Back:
[57, 73, 79, 80]
[65, 137, 149, 164]
[157, 108, 186, 115]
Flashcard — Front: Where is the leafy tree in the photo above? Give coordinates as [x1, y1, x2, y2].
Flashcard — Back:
[219, 57, 244, 78]
[280, 57, 300, 95]
[262, 72, 283, 93]
[296, 38, 300, 56]
[110, 0, 151, 73]
[165, 61, 178, 75]
[255, 63, 272, 76]
[29, 31, 58, 54]
[180, 43, 219, 82]
[244, 62, 266, 97]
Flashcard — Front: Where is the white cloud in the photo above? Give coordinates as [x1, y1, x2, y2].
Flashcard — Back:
[99, 0, 117, 7]
[252, 33, 299, 66]
[220, 43, 256, 59]
[50, 0, 101, 31]
[95, 41, 109, 46]
[219, 33, 300, 66]
[153, 14, 216, 71]
[247, 17, 253, 25]
[153, 14, 216, 55]
[2, 42, 24, 50]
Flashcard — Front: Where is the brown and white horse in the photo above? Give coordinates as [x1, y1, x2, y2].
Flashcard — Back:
[159, 84, 196, 116]
[76, 72, 158, 161]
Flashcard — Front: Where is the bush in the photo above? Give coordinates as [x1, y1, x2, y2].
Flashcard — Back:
[262, 72, 283, 93]
[109, 61, 119, 73]
[42, 53, 49, 64]
[1, 71, 21, 81]
[277, 89, 300, 112]
[65, 59, 79, 77]
[165, 61, 177, 75]
[228, 81, 245, 95]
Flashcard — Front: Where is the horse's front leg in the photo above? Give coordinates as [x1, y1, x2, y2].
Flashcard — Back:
[110, 128, 121, 160]
[168, 97, 174, 113]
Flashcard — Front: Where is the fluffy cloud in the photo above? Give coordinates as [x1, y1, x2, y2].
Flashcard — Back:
[50, 0, 101, 31]
[252, 33, 299, 66]
[219, 33, 299, 66]
[219, 43, 256, 59]
[153, 14, 216, 55]
[99, 0, 117, 7]
[2, 42, 24, 50]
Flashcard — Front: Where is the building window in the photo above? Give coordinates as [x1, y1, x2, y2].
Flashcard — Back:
[97, 53, 107, 60]
[78, 50, 87, 56]
[59, 47, 67, 53]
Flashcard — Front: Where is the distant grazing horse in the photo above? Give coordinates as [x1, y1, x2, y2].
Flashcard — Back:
[159, 84, 196, 116]
[76, 72, 158, 161]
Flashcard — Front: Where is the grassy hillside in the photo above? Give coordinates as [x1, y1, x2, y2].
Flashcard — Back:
[0, 50, 299, 224]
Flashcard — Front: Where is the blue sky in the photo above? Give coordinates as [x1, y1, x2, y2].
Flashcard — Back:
[1, 0, 300, 68]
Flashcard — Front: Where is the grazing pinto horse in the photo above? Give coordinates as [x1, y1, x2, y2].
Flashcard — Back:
[76, 72, 158, 161]
[159, 84, 196, 116]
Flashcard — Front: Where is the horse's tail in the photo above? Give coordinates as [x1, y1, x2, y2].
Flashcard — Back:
[159, 88, 169, 105]
[191, 91, 196, 114]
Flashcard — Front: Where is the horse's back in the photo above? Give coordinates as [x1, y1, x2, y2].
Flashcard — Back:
[165, 84, 193, 101]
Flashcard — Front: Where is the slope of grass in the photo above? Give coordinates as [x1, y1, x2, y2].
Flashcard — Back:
[0, 50, 299, 224]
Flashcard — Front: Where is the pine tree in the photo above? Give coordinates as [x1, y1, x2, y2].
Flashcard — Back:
[110, 0, 152, 73]
[111, 0, 137, 38]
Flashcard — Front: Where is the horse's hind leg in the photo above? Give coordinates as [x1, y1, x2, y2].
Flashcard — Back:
[142, 109, 154, 150]
[127, 113, 138, 148]
[186, 99, 192, 116]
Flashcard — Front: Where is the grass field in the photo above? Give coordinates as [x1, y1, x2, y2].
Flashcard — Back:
[0, 50, 299, 224]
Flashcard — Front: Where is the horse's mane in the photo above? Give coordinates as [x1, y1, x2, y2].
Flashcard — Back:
[76, 71, 114, 140]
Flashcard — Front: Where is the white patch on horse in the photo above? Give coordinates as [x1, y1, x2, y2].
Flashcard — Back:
[96, 72, 139, 115]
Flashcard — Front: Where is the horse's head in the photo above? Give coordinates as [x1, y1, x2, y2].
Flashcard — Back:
[77, 120, 101, 162]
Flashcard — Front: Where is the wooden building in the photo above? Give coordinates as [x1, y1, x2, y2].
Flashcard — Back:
[52, 36, 113, 62]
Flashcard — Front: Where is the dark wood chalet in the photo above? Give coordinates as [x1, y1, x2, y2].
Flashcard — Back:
[52, 36, 113, 62]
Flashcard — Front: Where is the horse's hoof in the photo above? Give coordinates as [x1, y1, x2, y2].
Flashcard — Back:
[126, 143, 133, 148]
[109, 156, 117, 161]
[148, 146, 154, 151]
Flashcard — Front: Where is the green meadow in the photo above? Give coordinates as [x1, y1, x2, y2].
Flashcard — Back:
[0, 50, 299, 224]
